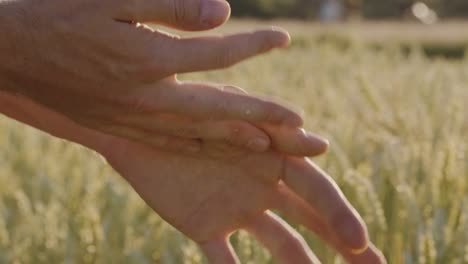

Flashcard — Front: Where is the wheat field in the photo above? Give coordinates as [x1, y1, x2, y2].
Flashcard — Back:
[0, 21, 467, 263]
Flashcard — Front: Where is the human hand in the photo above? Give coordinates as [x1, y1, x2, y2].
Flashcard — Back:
[108, 147, 386, 264]
[0, 0, 303, 154]
[0, 92, 386, 263]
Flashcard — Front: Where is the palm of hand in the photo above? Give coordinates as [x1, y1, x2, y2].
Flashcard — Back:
[107, 142, 282, 243]
[102, 139, 385, 263]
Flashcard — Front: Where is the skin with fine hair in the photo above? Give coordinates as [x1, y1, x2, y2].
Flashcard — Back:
[0, 0, 304, 154]
[0, 0, 386, 261]
[0, 92, 386, 264]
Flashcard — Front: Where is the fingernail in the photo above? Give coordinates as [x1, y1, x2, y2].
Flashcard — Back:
[351, 245, 369, 255]
[201, 0, 230, 27]
[247, 138, 270, 152]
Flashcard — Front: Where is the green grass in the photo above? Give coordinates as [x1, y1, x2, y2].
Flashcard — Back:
[0, 21, 467, 263]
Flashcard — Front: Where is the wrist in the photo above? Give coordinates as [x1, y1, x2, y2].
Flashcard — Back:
[0, 90, 115, 156]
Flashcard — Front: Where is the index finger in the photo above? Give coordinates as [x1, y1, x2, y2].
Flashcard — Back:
[281, 157, 369, 252]
[275, 184, 387, 264]
[199, 238, 240, 264]
[156, 28, 291, 74]
[245, 211, 320, 264]
[144, 82, 304, 126]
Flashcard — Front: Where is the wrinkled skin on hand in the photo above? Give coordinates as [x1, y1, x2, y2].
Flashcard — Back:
[0, 92, 386, 263]
[0, 0, 303, 154]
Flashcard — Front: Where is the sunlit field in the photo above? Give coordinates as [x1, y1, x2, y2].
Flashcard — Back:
[0, 21, 467, 263]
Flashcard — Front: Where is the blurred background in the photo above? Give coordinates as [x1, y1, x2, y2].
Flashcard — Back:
[216, 0, 468, 60]
[0, 1, 466, 264]
[228, 0, 466, 22]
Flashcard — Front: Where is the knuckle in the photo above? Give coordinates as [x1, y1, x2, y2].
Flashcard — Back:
[109, 37, 171, 83]
[115, 52, 168, 83]
[151, 35, 180, 75]
[94, 58, 138, 83]
[129, 62, 166, 83]
[111, 64, 140, 82]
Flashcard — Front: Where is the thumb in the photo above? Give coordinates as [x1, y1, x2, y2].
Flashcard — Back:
[113, 0, 231, 31]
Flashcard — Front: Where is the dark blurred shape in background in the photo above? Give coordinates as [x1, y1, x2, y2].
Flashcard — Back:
[228, 0, 468, 22]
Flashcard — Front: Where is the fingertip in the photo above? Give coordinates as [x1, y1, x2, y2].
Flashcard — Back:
[319, 137, 330, 153]
[348, 243, 387, 264]
[369, 245, 388, 264]
[332, 211, 369, 252]
[270, 26, 291, 48]
[301, 130, 329, 156]
[200, 0, 231, 29]
[252, 27, 292, 53]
